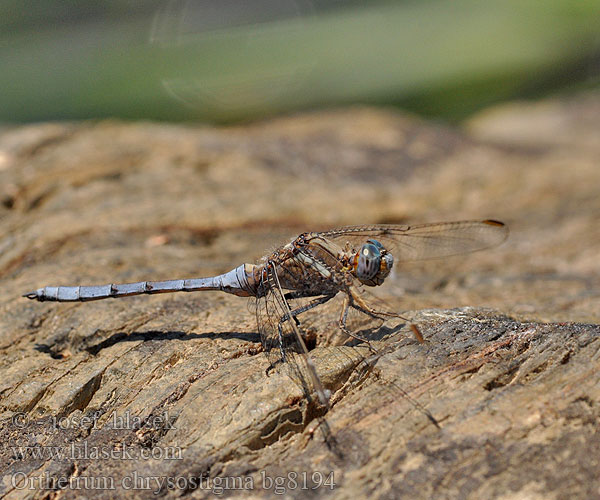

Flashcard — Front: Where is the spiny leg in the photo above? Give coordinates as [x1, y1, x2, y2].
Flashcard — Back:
[277, 294, 336, 362]
[337, 293, 376, 352]
[269, 268, 331, 408]
[277, 323, 287, 364]
[349, 288, 397, 318]
[280, 294, 336, 324]
[265, 358, 283, 376]
[349, 288, 425, 344]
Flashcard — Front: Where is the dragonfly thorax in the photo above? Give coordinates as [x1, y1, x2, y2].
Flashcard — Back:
[352, 239, 393, 286]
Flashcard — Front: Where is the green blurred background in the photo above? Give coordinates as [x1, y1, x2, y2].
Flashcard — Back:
[1, 0, 599, 124]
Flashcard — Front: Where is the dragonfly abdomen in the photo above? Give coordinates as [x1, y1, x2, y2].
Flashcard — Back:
[23, 264, 257, 302]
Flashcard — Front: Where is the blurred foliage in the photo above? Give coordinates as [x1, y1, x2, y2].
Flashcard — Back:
[1, 0, 599, 123]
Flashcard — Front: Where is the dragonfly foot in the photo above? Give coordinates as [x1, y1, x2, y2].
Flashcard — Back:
[265, 361, 282, 377]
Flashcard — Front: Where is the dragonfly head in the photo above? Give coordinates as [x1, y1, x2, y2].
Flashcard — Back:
[353, 239, 394, 286]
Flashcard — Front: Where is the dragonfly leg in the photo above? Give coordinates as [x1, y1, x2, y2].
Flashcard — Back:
[348, 288, 424, 343]
[284, 294, 336, 317]
[276, 294, 336, 360]
[265, 359, 283, 377]
[277, 323, 287, 364]
[337, 294, 376, 352]
[349, 288, 396, 318]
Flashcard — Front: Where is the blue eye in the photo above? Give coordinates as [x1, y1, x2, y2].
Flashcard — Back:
[367, 239, 384, 250]
[356, 242, 382, 281]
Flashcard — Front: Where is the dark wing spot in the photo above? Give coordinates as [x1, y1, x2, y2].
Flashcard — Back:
[482, 219, 505, 227]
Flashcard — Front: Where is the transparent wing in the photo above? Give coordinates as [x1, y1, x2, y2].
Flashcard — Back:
[317, 219, 508, 261]
[255, 263, 330, 407]
[255, 280, 284, 372]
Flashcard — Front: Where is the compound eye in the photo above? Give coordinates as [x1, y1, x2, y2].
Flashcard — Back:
[356, 242, 382, 281]
[367, 239, 384, 250]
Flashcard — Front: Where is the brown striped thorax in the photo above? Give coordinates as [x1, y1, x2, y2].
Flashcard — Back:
[256, 232, 394, 296]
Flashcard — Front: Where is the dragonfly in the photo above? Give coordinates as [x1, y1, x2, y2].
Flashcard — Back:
[24, 219, 508, 408]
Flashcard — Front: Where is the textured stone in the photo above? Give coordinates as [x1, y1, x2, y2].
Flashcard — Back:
[0, 93, 599, 498]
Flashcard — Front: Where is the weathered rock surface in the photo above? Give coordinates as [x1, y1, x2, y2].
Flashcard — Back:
[0, 92, 599, 499]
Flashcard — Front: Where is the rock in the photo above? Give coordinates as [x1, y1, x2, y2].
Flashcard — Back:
[0, 94, 599, 498]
